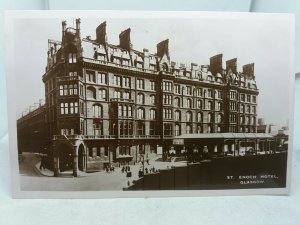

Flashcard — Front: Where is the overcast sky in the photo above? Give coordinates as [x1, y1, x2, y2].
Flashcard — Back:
[13, 13, 293, 126]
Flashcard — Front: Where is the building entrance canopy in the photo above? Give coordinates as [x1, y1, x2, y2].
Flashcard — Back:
[173, 133, 274, 145]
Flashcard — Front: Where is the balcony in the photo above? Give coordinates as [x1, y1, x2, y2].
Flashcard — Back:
[119, 135, 160, 139]
[53, 135, 82, 140]
[56, 76, 84, 82]
[110, 98, 134, 103]
[84, 135, 116, 140]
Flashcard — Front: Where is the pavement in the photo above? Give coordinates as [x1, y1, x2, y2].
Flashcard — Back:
[19, 152, 187, 191]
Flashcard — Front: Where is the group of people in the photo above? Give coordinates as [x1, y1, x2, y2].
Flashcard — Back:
[105, 165, 115, 173]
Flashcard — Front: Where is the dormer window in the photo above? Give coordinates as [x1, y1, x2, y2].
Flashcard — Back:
[68, 53, 77, 63]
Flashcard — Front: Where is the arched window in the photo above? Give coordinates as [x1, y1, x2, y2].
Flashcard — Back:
[186, 125, 192, 134]
[114, 90, 121, 99]
[150, 95, 156, 105]
[93, 104, 102, 118]
[118, 105, 123, 117]
[187, 98, 192, 108]
[217, 126, 221, 133]
[216, 114, 222, 123]
[196, 125, 202, 133]
[123, 91, 130, 99]
[175, 124, 181, 136]
[87, 86, 96, 99]
[208, 125, 212, 133]
[137, 108, 145, 119]
[197, 112, 202, 122]
[99, 89, 107, 101]
[186, 111, 192, 122]
[174, 97, 180, 107]
[150, 109, 156, 120]
[197, 99, 202, 109]
[175, 110, 181, 121]
[137, 93, 144, 104]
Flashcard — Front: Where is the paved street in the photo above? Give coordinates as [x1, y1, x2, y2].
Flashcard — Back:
[19, 152, 186, 191]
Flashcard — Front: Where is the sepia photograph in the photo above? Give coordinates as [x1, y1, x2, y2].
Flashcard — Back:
[5, 11, 294, 197]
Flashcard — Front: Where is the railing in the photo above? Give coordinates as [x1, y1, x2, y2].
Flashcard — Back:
[53, 135, 82, 140]
[84, 135, 116, 140]
[56, 76, 84, 82]
[110, 98, 134, 103]
[119, 135, 160, 139]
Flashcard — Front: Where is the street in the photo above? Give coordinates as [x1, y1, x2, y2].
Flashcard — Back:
[19, 152, 186, 191]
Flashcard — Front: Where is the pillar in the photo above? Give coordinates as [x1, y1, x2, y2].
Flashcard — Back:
[73, 145, 78, 177]
[53, 157, 60, 177]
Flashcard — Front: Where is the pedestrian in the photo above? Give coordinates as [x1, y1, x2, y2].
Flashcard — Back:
[40, 157, 44, 170]
[122, 166, 125, 173]
[145, 168, 148, 174]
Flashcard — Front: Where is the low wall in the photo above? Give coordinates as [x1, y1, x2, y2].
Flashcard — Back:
[124, 152, 288, 190]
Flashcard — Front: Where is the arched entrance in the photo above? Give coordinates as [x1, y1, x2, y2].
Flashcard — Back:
[57, 142, 74, 172]
[78, 144, 86, 172]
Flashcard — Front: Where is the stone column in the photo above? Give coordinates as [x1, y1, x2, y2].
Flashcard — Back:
[73, 145, 78, 177]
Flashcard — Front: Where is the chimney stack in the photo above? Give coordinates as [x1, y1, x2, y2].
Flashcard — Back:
[119, 28, 132, 51]
[209, 54, 223, 75]
[156, 39, 169, 58]
[75, 18, 81, 34]
[62, 20, 67, 37]
[96, 21, 107, 44]
[226, 58, 237, 74]
[243, 63, 255, 78]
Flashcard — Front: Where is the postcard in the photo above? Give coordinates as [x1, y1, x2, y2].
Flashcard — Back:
[5, 11, 295, 198]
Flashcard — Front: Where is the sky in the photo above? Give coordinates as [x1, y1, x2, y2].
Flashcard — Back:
[12, 13, 293, 126]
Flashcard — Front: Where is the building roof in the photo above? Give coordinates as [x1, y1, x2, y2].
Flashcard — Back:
[175, 133, 274, 139]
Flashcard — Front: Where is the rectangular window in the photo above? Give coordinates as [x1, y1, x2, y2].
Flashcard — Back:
[252, 96, 256, 103]
[247, 95, 251, 102]
[230, 91, 237, 100]
[137, 79, 144, 89]
[68, 53, 77, 63]
[150, 81, 155, 90]
[163, 108, 172, 119]
[162, 81, 172, 92]
[174, 84, 180, 94]
[114, 75, 121, 86]
[186, 86, 192, 95]
[123, 77, 130, 88]
[86, 70, 96, 83]
[98, 73, 107, 84]
[163, 94, 172, 105]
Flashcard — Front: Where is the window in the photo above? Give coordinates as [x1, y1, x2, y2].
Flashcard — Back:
[114, 91, 121, 99]
[216, 114, 222, 123]
[230, 102, 237, 111]
[93, 123, 102, 136]
[79, 84, 84, 96]
[252, 96, 257, 103]
[163, 108, 172, 119]
[86, 71, 96, 83]
[216, 90, 222, 99]
[207, 125, 212, 133]
[196, 125, 202, 133]
[162, 81, 172, 92]
[60, 103, 68, 114]
[137, 122, 145, 135]
[99, 89, 107, 101]
[240, 94, 245, 102]
[206, 101, 212, 110]
[59, 85, 65, 96]
[137, 79, 144, 89]
[196, 99, 202, 109]
[247, 95, 251, 102]
[207, 89, 213, 98]
[69, 71, 77, 77]
[150, 64, 156, 70]
[150, 122, 156, 135]
[123, 59, 129, 66]
[230, 114, 237, 123]
[246, 105, 251, 113]
[175, 110, 181, 121]
[186, 111, 192, 122]
[123, 105, 128, 117]
[114, 75, 121, 87]
[163, 94, 172, 105]
[93, 105, 102, 117]
[98, 73, 107, 84]
[68, 53, 77, 63]
[216, 102, 221, 111]
[175, 124, 181, 136]
[123, 92, 130, 100]
[137, 108, 145, 119]
[150, 81, 155, 90]
[197, 112, 202, 122]
[208, 113, 213, 123]
[187, 99, 192, 108]
[123, 77, 130, 88]
[174, 97, 180, 107]
[63, 85, 68, 95]
[217, 126, 221, 133]
[118, 105, 123, 117]
[150, 95, 156, 105]
[186, 125, 192, 134]
[186, 86, 192, 95]
[164, 123, 172, 136]
[240, 116, 245, 124]
[128, 106, 132, 117]
[136, 62, 143, 68]
[252, 106, 256, 114]
[137, 93, 145, 104]
[174, 84, 180, 94]
[150, 109, 156, 120]
[87, 87, 96, 99]
[196, 88, 202, 97]
[230, 91, 237, 100]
